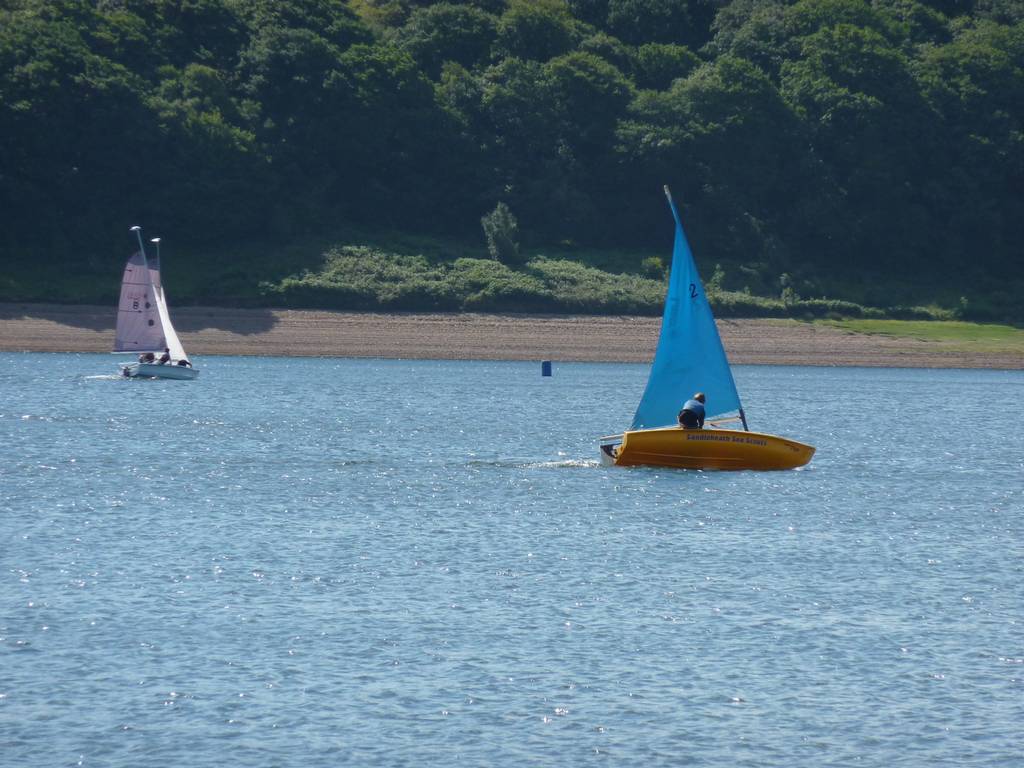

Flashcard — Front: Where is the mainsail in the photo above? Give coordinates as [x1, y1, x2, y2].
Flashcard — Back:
[113, 252, 164, 352]
[630, 189, 743, 431]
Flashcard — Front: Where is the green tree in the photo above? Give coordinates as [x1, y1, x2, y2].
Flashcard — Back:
[0, 5, 153, 252]
[478, 57, 561, 194]
[238, 25, 345, 215]
[974, 0, 1024, 24]
[105, 0, 248, 73]
[634, 43, 701, 90]
[707, 0, 791, 76]
[606, 0, 698, 47]
[873, 0, 951, 46]
[784, 0, 901, 41]
[494, 0, 580, 61]
[566, 0, 610, 28]
[545, 51, 633, 152]
[579, 31, 637, 76]
[618, 56, 832, 265]
[915, 20, 1024, 277]
[393, 3, 498, 78]
[543, 51, 634, 233]
[237, 0, 372, 48]
[324, 43, 471, 227]
[781, 24, 938, 273]
[147, 64, 262, 237]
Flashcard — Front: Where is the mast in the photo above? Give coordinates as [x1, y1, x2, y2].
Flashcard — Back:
[130, 225, 148, 267]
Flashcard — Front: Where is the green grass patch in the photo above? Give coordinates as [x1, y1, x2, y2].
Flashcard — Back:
[823, 319, 1024, 354]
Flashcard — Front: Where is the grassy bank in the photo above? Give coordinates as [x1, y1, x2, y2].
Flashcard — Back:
[824, 320, 1024, 355]
[2, 228, 1017, 323]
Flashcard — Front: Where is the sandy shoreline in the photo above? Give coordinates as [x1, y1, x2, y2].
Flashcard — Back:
[1, 302, 1020, 369]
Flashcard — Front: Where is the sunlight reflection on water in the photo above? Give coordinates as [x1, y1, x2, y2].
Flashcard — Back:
[1, 354, 1022, 766]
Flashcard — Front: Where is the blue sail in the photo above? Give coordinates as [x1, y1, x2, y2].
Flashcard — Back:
[630, 190, 743, 430]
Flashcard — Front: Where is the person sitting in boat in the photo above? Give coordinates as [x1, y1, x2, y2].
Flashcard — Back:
[139, 351, 155, 363]
[176, 359, 192, 368]
[157, 347, 171, 365]
[678, 392, 706, 429]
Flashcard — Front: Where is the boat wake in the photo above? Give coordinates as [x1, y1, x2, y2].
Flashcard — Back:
[467, 458, 600, 469]
[525, 459, 600, 469]
[85, 374, 126, 381]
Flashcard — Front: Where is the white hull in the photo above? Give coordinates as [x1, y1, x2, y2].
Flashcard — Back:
[599, 441, 618, 466]
[121, 362, 199, 380]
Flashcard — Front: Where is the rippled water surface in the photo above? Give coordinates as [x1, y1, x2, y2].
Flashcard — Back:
[2, 353, 1022, 766]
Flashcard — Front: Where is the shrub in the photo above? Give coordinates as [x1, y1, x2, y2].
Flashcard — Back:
[886, 305, 950, 321]
[706, 263, 726, 295]
[640, 256, 666, 279]
[481, 202, 522, 265]
[528, 257, 664, 314]
[450, 258, 546, 308]
[710, 290, 788, 318]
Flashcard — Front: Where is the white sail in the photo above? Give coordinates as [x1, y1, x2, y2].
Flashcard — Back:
[146, 239, 189, 363]
[113, 252, 165, 352]
[154, 285, 188, 363]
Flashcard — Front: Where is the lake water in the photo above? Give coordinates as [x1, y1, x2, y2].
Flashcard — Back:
[1, 352, 1022, 766]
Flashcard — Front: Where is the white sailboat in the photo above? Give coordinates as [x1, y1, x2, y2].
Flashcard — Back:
[114, 226, 199, 380]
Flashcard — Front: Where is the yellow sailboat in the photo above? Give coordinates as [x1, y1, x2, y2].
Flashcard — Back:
[600, 188, 814, 470]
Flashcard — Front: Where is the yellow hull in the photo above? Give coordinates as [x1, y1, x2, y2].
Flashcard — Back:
[603, 427, 815, 471]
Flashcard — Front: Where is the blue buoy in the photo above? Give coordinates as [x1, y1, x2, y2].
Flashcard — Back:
[541, 360, 552, 377]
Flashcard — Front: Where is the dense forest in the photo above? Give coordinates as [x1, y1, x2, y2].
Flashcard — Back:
[1, 0, 1022, 319]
